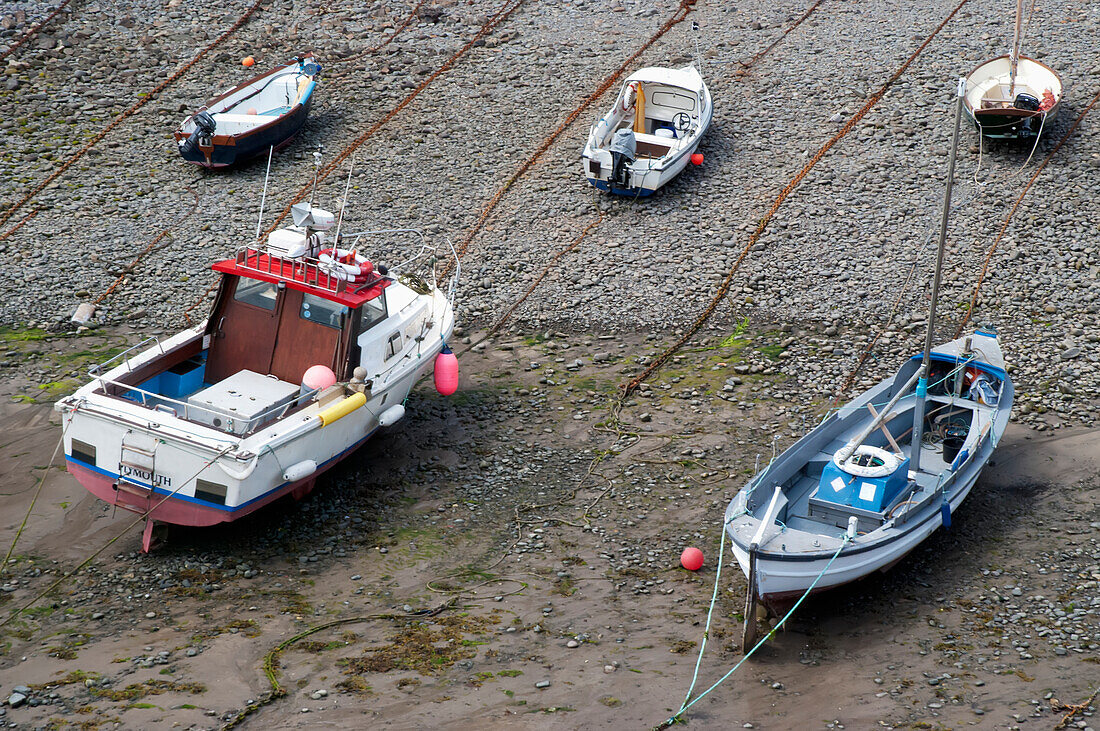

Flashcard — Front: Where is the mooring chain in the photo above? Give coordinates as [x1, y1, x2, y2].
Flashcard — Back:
[0, 0, 269, 231]
[261, 0, 528, 238]
[0, 0, 76, 65]
[621, 0, 974, 396]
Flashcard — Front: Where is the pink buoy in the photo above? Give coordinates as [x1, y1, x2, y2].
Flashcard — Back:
[302, 364, 337, 392]
[434, 345, 458, 396]
[680, 546, 704, 571]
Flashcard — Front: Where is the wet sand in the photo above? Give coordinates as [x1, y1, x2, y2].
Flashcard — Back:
[0, 327, 1097, 730]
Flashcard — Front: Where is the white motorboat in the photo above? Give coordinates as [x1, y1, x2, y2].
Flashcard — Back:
[582, 65, 712, 197]
[55, 177, 458, 551]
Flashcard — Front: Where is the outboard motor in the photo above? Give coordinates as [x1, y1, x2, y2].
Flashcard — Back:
[179, 111, 216, 155]
[609, 128, 637, 188]
[1013, 93, 1040, 111]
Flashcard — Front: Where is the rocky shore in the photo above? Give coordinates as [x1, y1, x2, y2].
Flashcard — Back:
[0, 0, 1098, 728]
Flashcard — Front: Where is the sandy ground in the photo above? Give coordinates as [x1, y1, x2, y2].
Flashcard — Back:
[0, 325, 1097, 730]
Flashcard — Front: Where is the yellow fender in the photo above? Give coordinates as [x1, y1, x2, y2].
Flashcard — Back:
[318, 392, 366, 427]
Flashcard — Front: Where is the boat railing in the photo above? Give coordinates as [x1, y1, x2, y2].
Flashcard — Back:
[340, 228, 460, 307]
[90, 371, 320, 435]
[88, 336, 164, 378]
[232, 246, 349, 296]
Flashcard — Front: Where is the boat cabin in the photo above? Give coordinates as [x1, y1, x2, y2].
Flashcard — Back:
[608, 67, 707, 159]
[88, 208, 442, 437]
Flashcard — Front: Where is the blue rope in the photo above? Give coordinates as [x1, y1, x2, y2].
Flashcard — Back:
[678, 515, 733, 710]
[659, 534, 852, 730]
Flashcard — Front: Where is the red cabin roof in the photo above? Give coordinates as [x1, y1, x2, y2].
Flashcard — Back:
[212, 248, 390, 308]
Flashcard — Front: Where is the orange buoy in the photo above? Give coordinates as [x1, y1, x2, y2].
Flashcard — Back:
[434, 345, 458, 396]
[680, 547, 704, 571]
[690, 153, 704, 166]
[242, 56, 255, 67]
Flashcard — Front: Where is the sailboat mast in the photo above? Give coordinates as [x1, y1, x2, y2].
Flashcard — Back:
[1009, 0, 1024, 96]
[910, 78, 965, 477]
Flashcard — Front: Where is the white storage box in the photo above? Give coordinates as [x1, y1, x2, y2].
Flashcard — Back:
[187, 370, 300, 434]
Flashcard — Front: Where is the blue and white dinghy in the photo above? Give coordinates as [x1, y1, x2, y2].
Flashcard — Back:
[725, 80, 1013, 643]
[726, 329, 1012, 613]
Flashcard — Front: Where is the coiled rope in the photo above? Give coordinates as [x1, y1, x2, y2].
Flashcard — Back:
[0, 0, 268, 230]
[621, 0, 973, 396]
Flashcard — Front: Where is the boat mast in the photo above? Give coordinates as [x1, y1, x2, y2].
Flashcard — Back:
[910, 78, 965, 477]
[1009, 0, 1024, 97]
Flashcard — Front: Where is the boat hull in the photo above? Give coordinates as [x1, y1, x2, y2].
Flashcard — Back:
[175, 99, 312, 169]
[725, 332, 1013, 613]
[728, 464, 983, 613]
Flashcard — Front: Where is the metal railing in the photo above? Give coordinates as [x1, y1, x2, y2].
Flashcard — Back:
[88, 370, 320, 435]
[88, 336, 164, 377]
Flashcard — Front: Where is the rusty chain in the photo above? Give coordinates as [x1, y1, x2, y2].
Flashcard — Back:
[0, 0, 268, 231]
[0, 0, 75, 65]
[621, 0, 973, 395]
[262, 0, 527, 237]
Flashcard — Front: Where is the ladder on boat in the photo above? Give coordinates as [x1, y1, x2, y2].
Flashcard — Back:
[115, 431, 159, 516]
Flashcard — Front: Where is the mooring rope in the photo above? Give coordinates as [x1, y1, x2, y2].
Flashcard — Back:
[655, 531, 852, 730]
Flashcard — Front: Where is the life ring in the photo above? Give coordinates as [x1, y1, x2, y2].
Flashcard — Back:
[319, 248, 374, 280]
[834, 444, 901, 479]
[620, 81, 639, 112]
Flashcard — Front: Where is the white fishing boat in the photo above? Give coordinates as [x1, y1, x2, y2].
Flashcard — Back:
[725, 81, 1013, 642]
[582, 65, 712, 196]
[963, 0, 1062, 141]
[54, 160, 459, 551]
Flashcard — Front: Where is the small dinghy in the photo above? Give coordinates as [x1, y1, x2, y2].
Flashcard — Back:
[175, 54, 321, 168]
[725, 81, 1012, 637]
[963, 0, 1062, 141]
[582, 65, 711, 196]
[55, 158, 458, 551]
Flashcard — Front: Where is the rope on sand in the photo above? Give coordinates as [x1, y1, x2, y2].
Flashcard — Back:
[654, 529, 851, 730]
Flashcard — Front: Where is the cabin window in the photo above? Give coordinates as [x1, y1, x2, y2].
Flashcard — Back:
[234, 279, 279, 310]
[195, 479, 227, 505]
[71, 439, 96, 466]
[359, 295, 387, 332]
[300, 293, 347, 329]
[385, 332, 402, 360]
[650, 91, 696, 112]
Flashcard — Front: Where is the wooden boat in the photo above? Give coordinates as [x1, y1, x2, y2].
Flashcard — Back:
[175, 54, 321, 168]
[725, 81, 1013, 635]
[963, 0, 1062, 141]
[54, 167, 458, 551]
[582, 65, 712, 197]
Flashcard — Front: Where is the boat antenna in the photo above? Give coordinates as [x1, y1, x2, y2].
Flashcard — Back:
[254, 145, 274, 244]
[691, 20, 703, 73]
[309, 144, 323, 208]
[910, 77, 966, 477]
[1009, 0, 1024, 96]
[334, 158, 354, 248]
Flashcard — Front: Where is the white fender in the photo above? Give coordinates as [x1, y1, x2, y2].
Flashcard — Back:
[378, 404, 405, 427]
[283, 459, 318, 483]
